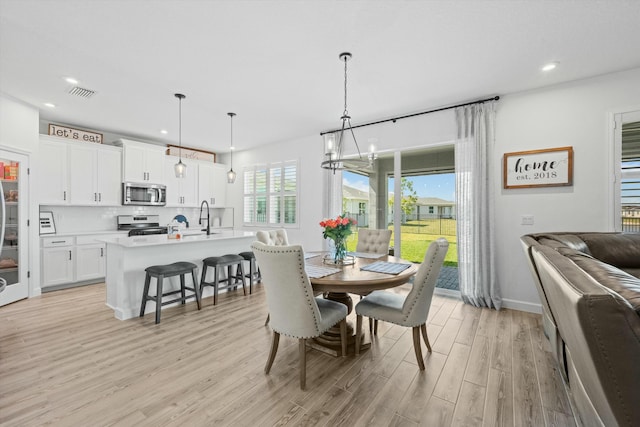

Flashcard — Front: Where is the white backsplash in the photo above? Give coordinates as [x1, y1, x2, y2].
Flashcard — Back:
[40, 205, 232, 234]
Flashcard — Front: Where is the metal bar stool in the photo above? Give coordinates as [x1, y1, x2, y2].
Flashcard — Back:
[239, 251, 261, 294]
[200, 254, 246, 305]
[140, 261, 201, 324]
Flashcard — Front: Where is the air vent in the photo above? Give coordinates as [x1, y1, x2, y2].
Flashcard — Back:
[68, 86, 96, 98]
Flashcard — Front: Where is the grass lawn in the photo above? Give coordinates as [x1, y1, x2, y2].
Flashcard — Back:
[346, 223, 458, 266]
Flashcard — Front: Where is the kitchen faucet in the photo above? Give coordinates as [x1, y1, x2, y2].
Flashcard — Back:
[199, 200, 210, 235]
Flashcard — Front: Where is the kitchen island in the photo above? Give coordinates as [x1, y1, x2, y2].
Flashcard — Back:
[103, 230, 255, 320]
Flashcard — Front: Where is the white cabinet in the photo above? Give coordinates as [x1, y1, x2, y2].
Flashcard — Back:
[68, 144, 122, 205]
[75, 243, 105, 282]
[41, 235, 111, 288]
[198, 162, 227, 207]
[118, 139, 165, 183]
[41, 237, 74, 288]
[164, 156, 198, 207]
[38, 137, 69, 204]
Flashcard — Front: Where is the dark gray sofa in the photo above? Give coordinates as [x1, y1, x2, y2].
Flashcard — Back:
[521, 232, 640, 427]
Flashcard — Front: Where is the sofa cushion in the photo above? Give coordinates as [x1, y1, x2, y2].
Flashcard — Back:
[536, 234, 592, 254]
[562, 248, 640, 315]
[579, 233, 640, 269]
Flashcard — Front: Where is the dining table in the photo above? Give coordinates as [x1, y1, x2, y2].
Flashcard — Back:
[305, 252, 418, 356]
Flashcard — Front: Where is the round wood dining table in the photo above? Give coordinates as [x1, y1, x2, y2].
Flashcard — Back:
[306, 253, 418, 356]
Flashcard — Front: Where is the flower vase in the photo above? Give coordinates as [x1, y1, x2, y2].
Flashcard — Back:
[332, 236, 347, 264]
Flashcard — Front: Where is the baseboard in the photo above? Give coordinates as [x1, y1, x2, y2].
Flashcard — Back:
[434, 287, 461, 298]
[501, 298, 542, 314]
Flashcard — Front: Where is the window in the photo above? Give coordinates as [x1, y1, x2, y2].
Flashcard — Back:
[428, 206, 434, 214]
[358, 202, 366, 215]
[244, 160, 298, 226]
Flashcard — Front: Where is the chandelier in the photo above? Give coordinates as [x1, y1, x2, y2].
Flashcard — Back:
[321, 52, 371, 173]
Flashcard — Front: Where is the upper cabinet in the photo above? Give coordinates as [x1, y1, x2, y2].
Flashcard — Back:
[164, 155, 198, 207]
[38, 136, 122, 206]
[116, 139, 165, 184]
[38, 136, 69, 204]
[67, 143, 122, 205]
[198, 162, 227, 207]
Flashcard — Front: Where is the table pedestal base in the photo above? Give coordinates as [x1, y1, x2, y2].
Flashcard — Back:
[309, 291, 369, 356]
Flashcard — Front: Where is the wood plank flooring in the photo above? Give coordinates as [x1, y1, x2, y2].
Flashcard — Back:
[0, 283, 576, 426]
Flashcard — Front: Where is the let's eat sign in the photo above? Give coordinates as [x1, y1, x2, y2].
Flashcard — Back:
[48, 124, 103, 144]
[503, 146, 573, 189]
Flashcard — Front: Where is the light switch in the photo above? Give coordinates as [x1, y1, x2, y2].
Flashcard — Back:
[521, 215, 534, 225]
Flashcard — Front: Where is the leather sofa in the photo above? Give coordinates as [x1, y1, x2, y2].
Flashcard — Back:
[521, 232, 640, 427]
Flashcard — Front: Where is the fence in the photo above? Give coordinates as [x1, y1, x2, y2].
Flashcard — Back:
[622, 209, 640, 232]
[397, 216, 457, 236]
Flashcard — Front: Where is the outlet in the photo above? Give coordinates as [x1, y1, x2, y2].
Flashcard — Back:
[521, 215, 534, 226]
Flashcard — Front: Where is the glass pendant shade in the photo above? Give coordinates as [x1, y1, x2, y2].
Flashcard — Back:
[174, 93, 187, 178]
[227, 112, 236, 184]
[174, 159, 187, 178]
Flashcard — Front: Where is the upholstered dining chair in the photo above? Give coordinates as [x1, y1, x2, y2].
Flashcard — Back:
[355, 228, 392, 254]
[256, 229, 290, 325]
[256, 229, 289, 246]
[355, 238, 449, 370]
[251, 242, 348, 389]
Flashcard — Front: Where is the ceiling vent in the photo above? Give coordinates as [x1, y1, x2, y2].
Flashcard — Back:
[68, 86, 96, 98]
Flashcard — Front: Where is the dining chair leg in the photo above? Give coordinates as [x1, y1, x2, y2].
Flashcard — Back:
[299, 338, 307, 390]
[413, 326, 425, 370]
[355, 315, 362, 356]
[264, 331, 280, 374]
[264, 313, 270, 326]
[369, 317, 373, 335]
[340, 319, 347, 357]
[420, 323, 432, 353]
[374, 319, 378, 335]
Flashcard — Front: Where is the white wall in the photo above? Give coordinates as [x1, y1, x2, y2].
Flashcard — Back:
[229, 67, 640, 312]
[494, 67, 640, 311]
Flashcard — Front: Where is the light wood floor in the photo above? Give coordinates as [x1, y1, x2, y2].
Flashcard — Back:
[0, 283, 576, 427]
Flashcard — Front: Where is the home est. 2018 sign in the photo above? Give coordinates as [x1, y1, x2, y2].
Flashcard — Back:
[503, 146, 573, 189]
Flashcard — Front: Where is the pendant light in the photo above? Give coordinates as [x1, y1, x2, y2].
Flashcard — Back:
[227, 112, 237, 183]
[174, 93, 187, 178]
[321, 52, 369, 173]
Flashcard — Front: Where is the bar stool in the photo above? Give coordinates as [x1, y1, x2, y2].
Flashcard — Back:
[238, 251, 261, 294]
[140, 261, 201, 324]
[200, 254, 246, 305]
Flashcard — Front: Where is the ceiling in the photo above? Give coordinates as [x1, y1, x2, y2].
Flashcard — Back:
[2, 0, 640, 154]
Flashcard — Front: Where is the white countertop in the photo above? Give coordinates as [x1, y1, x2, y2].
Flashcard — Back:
[102, 230, 255, 248]
[40, 230, 130, 238]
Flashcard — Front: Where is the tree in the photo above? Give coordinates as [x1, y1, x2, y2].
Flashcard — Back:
[388, 177, 418, 222]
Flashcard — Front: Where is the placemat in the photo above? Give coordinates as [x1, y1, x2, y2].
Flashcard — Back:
[305, 264, 341, 278]
[348, 251, 386, 259]
[360, 261, 412, 275]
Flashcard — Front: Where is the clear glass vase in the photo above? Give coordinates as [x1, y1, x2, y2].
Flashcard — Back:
[333, 236, 347, 263]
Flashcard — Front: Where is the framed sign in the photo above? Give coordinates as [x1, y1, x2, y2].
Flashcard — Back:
[503, 146, 573, 189]
[166, 145, 216, 162]
[39, 211, 56, 235]
[48, 124, 103, 144]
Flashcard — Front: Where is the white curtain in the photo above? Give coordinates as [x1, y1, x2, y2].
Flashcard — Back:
[455, 102, 502, 309]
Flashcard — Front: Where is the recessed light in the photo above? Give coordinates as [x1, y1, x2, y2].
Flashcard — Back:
[44, 102, 56, 108]
[65, 77, 79, 84]
[542, 62, 558, 72]
[160, 129, 168, 134]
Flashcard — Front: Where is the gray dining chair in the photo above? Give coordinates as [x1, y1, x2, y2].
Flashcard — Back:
[251, 241, 348, 389]
[355, 238, 449, 370]
[355, 228, 392, 254]
[256, 229, 290, 325]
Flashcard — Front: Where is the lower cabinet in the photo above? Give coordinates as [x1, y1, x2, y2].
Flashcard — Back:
[41, 235, 110, 289]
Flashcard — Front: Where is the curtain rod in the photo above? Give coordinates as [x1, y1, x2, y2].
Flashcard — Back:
[319, 95, 500, 136]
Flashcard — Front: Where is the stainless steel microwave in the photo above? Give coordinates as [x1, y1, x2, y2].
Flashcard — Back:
[122, 182, 166, 206]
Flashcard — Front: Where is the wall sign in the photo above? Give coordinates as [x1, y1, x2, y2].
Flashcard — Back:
[48, 124, 103, 144]
[503, 146, 573, 189]
[166, 145, 216, 162]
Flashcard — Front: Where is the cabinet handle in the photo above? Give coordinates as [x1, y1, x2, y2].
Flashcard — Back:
[51, 240, 66, 244]
[100, 248, 104, 257]
[99, 193, 102, 202]
[94, 193, 97, 201]
[211, 197, 215, 205]
[69, 251, 72, 261]
[63, 191, 67, 201]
